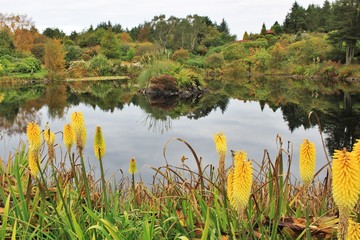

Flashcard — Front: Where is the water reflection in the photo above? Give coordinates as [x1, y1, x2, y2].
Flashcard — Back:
[1, 77, 360, 158]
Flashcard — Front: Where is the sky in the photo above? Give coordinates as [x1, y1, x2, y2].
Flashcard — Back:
[2, 0, 327, 39]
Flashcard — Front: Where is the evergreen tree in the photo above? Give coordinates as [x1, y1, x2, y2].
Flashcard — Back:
[217, 18, 230, 34]
[329, 0, 360, 64]
[242, 31, 249, 40]
[320, 0, 333, 32]
[0, 27, 15, 55]
[305, 4, 322, 32]
[283, 1, 307, 33]
[42, 27, 65, 39]
[260, 23, 267, 35]
[271, 21, 283, 34]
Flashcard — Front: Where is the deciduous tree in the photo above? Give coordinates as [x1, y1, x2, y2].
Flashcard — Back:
[44, 39, 66, 80]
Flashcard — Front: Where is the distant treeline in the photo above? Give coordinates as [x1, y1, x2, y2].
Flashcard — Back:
[0, 0, 359, 80]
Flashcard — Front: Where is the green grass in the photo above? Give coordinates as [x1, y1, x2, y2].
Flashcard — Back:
[0, 120, 342, 239]
[0, 69, 47, 81]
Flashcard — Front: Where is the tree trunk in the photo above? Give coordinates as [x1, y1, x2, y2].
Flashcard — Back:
[345, 41, 355, 65]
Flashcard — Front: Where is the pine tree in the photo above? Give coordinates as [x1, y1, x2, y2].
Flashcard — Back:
[283, 1, 307, 33]
[329, 0, 360, 64]
[271, 21, 283, 34]
[260, 23, 267, 35]
[242, 31, 249, 41]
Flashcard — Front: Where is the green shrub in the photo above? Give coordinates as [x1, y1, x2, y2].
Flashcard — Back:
[318, 61, 339, 79]
[205, 53, 225, 69]
[171, 49, 190, 63]
[0, 63, 4, 75]
[175, 68, 203, 88]
[111, 59, 128, 75]
[251, 48, 271, 72]
[337, 65, 360, 78]
[137, 60, 180, 88]
[185, 56, 205, 68]
[15, 57, 42, 73]
[222, 43, 249, 61]
[223, 60, 248, 79]
[88, 54, 112, 76]
[126, 47, 135, 61]
[68, 61, 88, 78]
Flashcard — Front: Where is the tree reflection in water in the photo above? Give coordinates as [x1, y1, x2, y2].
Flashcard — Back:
[1, 78, 360, 155]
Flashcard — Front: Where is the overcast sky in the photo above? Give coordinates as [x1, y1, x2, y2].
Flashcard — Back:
[3, 0, 326, 39]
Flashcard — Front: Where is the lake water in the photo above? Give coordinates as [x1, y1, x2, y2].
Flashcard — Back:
[1, 78, 360, 183]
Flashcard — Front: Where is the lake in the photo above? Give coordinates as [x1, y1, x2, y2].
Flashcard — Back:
[1, 77, 360, 183]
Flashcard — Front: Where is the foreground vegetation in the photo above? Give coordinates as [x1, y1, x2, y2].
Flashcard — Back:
[1, 111, 360, 239]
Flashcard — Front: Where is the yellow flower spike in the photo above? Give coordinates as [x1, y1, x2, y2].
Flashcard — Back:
[214, 132, 227, 157]
[43, 129, 55, 145]
[94, 126, 106, 160]
[63, 123, 76, 152]
[71, 112, 87, 154]
[214, 132, 227, 186]
[232, 150, 253, 212]
[299, 139, 316, 185]
[347, 219, 360, 240]
[129, 157, 137, 174]
[332, 148, 360, 212]
[352, 139, 360, 164]
[27, 122, 42, 151]
[77, 127, 87, 153]
[226, 167, 235, 207]
[71, 112, 85, 134]
[28, 150, 40, 177]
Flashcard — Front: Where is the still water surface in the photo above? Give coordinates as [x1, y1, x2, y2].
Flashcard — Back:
[1, 78, 359, 182]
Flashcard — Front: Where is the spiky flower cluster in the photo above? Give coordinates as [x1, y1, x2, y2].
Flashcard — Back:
[352, 139, 360, 164]
[27, 122, 42, 151]
[332, 148, 360, 212]
[214, 132, 227, 157]
[71, 112, 87, 155]
[214, 132, 227, 185]
[128, 157, 137, 174]
[63, 124, 76, 152]
[94, 126, 106, 160]
[44, 128, 56, 160]
[226, 167, 235, 206]
[299, 139, 316, 185]
[227, 150, 253, 212]
[26, 122, 42, 176]
[347, 219, 360, 240]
